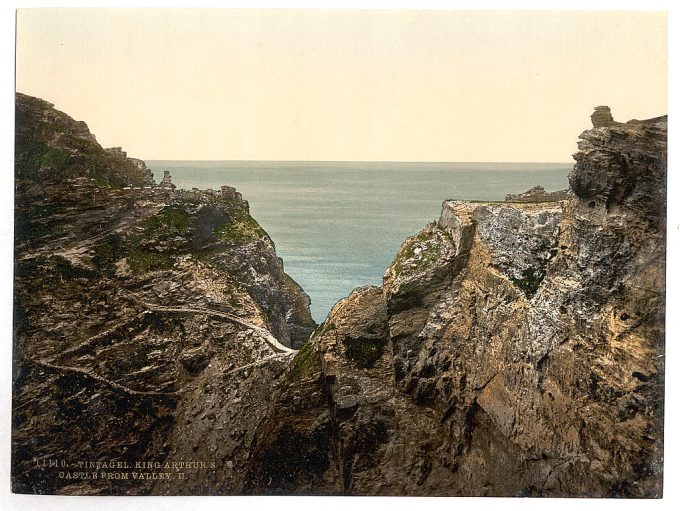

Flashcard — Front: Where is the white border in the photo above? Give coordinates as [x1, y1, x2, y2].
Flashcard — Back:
[1, 2, 677, 511]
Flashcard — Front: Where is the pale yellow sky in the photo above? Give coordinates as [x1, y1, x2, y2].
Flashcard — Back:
[16, 9, 667, 161]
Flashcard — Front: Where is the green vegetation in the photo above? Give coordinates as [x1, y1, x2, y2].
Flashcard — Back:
[510, 240, 559, 298]
[15, 95, 149, 188]
[59, 134, 131, 188]
[92, 233, 174, 275]
[40, 148, 70, 172]
[90, 199, 270, 277]
[215, 216, 266, 243]
[91, 206, 192, 276]
[27, 203, 60, 220]
[92, 234, 125, 275]
[392, 227, 449, 278]
[14, 204, 67, 245]
[342, 337, 385, 369]
[214, 200, 267, 244]
[140, 205, 191, 239]
[16, 255, 96, 290]
[228, 294, 240, 308]
[15, 100, 54, 181]
[289, 321, 337, 381]
[510, 267, 545, 298]
[310, 321, 336, 340]
[130, 206, 189, 273]
[14, 222, 69, 245]
[126, 250, 174, 274]
[289, 340, 319, 382]
[15, 136, 49, 181]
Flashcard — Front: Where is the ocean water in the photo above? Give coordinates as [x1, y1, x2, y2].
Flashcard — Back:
[147, 161, 571, 322]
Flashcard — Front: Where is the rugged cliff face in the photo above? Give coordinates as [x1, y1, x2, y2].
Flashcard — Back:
[13, 96, 665, 497]
[243, 110, 666, 497]
[12, 93, 315, 495]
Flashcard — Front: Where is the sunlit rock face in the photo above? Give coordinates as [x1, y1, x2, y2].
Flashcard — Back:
[245, 108, 666, 497]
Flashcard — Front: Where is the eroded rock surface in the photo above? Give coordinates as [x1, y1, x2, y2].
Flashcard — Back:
[13, 97, 665, 497]
[244, 108, 666, 497]
[505, 186, 569, 203]
[12, 93, 315, 495]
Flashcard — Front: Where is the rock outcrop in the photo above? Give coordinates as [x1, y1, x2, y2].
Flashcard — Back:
[159, 170, 177, 190]
[571, 109, 666, 224]
[243, 108, 666, 497]
[505, 185, 569, 203]
[590, 105, 617, 128]
[12, 93, 315, 495]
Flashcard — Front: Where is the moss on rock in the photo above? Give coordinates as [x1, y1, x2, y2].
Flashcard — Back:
[289, 340, 320, 382]
[510, 267, 545, 298]
[215, 215, 266, 244]
[40, 147, 70, 172]
[213, 200, 267, 244]
[391, 224, 452, 279]
[141, 205, 191, 239]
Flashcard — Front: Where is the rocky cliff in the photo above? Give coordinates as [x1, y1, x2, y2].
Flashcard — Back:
[12, 96, 665, 497]
[12, 93, 316, 495]
[242, 109, 666, 497]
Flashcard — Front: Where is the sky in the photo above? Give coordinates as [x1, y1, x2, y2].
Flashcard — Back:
[15, 9, 668, 162]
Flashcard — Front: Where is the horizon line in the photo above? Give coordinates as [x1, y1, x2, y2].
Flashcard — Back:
[143, 159, 574, 164]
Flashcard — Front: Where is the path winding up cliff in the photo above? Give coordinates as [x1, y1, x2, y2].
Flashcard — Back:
[12, 93, 315, 495]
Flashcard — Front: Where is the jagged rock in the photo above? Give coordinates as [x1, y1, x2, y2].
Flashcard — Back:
[590, 105, 616, 128]
[12, 93, 666, 497]
[570, 112, 667, 223]
[12, 93, 316, 495]
[505, 186, 569, 203]
[159, 170, 176, 190]
[243, 111, 666, 497]
[15, 93, 155, 188]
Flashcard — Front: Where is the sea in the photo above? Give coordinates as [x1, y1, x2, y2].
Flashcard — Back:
[147, 161, 571, 323]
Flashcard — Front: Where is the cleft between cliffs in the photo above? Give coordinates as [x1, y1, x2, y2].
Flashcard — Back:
[12, 94, 667, 498]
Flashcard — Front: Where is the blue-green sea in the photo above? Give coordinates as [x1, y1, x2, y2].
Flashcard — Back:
[148, 161, 571, 322]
